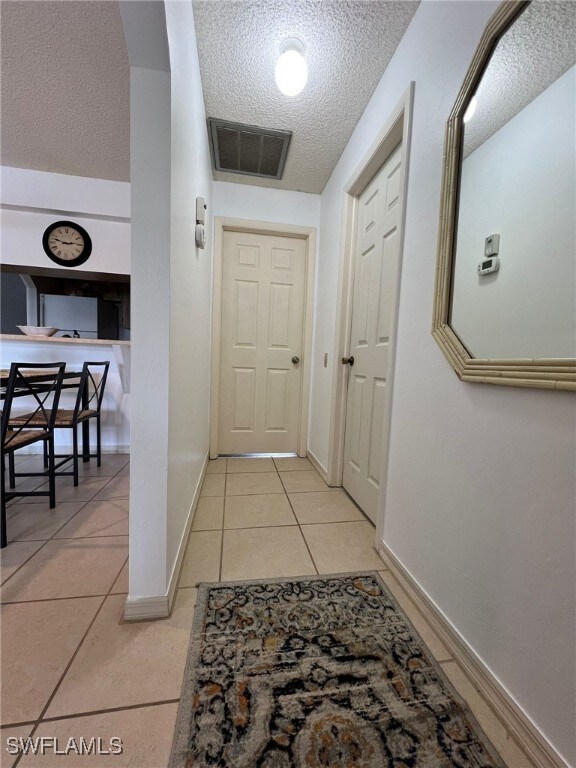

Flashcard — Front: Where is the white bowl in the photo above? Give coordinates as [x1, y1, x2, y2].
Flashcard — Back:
[16, 326, 59, 337]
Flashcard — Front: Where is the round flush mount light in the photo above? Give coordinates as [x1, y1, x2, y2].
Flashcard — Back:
[463, 95, 478, 123]
[275, 38, 307, 97]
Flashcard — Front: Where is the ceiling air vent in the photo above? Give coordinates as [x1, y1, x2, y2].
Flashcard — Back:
[208, 118, 291, 180]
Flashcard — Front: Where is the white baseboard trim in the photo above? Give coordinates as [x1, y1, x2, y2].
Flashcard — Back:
[307, 450, 330, 484]
[124, 451, 209, 622]
[123, 593, 171, 621]
[377, 541, 568, 768]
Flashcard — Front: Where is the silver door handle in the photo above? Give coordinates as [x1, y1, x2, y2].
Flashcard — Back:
[342, 356, 354, 366]
[292, 356, 300, 364]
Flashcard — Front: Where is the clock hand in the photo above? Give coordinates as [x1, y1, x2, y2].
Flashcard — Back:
[53, 238, 76, 244]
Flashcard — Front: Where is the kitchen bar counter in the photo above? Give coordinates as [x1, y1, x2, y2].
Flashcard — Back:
[1, 334, 130, 346]
[1, 334, 130, 453]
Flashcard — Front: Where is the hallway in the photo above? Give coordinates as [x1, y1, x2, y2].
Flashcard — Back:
[2, 455, 533, 767]
[186, 456, 383, 581]
[0, 0, 574, 763]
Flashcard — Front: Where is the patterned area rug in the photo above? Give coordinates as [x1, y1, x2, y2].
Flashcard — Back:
[170, 573, 505, 768]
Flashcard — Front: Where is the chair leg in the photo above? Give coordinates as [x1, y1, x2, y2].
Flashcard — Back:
[8, 451, 15, 489]
[48, 437, 56, 509]
[1, 453, 7, 548]
[44, 439, 49, 469]
[82, 418, 90, 463]
[72, 427, 79, 487]
[96, 416, 102, 467]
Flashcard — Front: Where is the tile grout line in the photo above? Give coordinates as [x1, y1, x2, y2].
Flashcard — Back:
[275, 461, 384, 571]
[10, 592, 107, 768]
[5, 476, 49, 508]
[2, 699, 181, 732]
[0, 721, 37, 731]
[10, 552, 130, 768]
[338, 485, 375, 527]
[0, 538, 54, 589]
[41, 532, 128, 541]
[226, 470, 278, 474]
[217, 470, 227, 581]
[1, 593, 119, 606]
[221, 466, 282, 577]
[12, 465, 125, 506]
[172, 473, 219, 598]
[0, 484, 127, 602]
[42, 699, 181, 726]
[2, 462, 129, 587]
[203, 489, 340, 497]
[224, 467, 282, 497]
[275, 461, 320, 576]
[191, 517, 367, 534]
[3, 498, 106, 587]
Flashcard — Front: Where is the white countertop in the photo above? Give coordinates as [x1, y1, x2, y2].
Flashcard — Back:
[0, 334, 130, 346]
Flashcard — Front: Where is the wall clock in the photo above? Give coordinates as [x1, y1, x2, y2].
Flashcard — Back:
[42, 221, 92, 267]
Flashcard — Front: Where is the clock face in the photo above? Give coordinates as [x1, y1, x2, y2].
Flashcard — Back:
[48, 225, 84, 260]
[43, 221, 92, 267]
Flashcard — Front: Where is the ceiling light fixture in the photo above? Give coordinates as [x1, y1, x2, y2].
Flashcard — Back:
[463, 96, 478, 123]
[275, 38, 307, 97]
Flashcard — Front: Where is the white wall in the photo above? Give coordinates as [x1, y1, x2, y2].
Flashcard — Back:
[124, 0, 214, 605]
[164, 0, 213, 584]
[0, 167, 130, 275]
[128, 64, 172, 600]
[311, 2, 575, 764]
[213, 181, 321, 229]
[451, 66, 576, 358]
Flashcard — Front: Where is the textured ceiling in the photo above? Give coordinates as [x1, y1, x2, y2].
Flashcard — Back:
[193, 0, 419, 193]
[1, 1, 129, 181]
[464, 1, 576, 157]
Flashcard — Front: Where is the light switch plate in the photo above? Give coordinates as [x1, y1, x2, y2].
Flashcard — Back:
[196, 197, 206, 225]
[484, 234, 500, 256]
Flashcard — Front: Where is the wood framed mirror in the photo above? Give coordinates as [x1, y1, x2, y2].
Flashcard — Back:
[433, 0, 576, 391]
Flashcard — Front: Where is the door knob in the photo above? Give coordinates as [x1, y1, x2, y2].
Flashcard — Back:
[292, 356, 300, 364]
[342, 355, 355, 366]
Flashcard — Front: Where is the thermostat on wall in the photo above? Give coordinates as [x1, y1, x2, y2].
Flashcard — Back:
[478, 256, 500, 276]
[195, 223, 206, 249]
[195, 196, 207, 249]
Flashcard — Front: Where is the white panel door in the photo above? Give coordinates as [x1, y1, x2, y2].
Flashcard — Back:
[343, 144, 402, 523]
[219, 230, 307, 454]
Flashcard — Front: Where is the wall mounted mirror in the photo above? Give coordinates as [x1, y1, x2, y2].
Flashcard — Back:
[433, 0, 576, 390]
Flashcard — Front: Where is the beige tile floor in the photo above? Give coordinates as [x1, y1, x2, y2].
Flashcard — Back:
[1, 454, 534, 767]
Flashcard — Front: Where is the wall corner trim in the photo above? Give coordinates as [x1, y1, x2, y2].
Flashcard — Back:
[377, 542, 569, 768]
[124, 451, 209, 622]
[307, 450, 330, 485]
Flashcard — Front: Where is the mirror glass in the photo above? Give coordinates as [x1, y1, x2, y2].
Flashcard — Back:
[450, 1, 576, 359]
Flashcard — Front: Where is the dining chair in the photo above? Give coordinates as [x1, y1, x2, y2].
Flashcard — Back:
[9, 361, 110, 488]
[1, 362, 66, 548]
